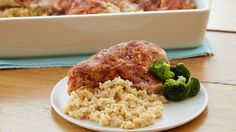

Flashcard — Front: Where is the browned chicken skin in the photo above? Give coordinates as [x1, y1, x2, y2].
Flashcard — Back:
[68, 40, 169, 94]
[138, 0, 194, 11]
[48, 0, 195, 15]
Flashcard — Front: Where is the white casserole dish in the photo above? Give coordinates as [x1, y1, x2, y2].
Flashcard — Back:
[0, 0, 210, 57]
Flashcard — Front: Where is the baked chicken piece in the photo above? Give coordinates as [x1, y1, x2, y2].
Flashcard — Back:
[138, 0, 195, 11]
[48, 0, 121, 15]
[48, 0, 194, 15]
[68, 40, 169, 94]
[0, 0, 48, 17]
[0, 0, 45, 8]
[159, 0, 195, 10]
[0, 6, 47, 17]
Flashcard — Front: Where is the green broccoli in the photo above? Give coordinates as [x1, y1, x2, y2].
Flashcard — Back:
[171, 63, 191, 81]
[163, 76, 190, 101]
[151, 61, 175, 82]
[151, 61, 201, 101]
[187, 77, 200, 97]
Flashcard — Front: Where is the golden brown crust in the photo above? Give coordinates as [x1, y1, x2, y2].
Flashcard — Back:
[0, 0, 48, 17]
[159, 0, 195, 10]
[0, 0, 20, 8]
[0, 6, 46, 17]
[138, 0, 195, 11]
[68, 40, 169, 94]
[48, 0, 120, 15]
[48, 0, 195, 15]
[0, 0, 195, 18]
[0, 0, 42, 8]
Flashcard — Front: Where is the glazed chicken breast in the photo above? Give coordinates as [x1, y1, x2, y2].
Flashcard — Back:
[68, 40, 168, 94]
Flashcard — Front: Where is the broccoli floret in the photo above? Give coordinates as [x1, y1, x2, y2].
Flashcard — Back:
[163, 76, 189, 101]
[151, 61, 175, 82]
[187, 77, 200, 97]
[171, 63, 191, 81]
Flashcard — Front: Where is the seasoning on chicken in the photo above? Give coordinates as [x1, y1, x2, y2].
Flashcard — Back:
[0, 0, 48, 17]
[68, 40, 169, 94]
[159, 0, 195, 10]
[138, 0, 195, 11]
[48, 0, 195, 15]
[48, 0, 142, 15]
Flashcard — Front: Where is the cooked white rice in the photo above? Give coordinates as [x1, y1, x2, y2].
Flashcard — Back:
[63, 77, 167, 129]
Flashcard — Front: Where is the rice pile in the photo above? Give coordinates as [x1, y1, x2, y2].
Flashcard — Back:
[63, 77, 167, 129]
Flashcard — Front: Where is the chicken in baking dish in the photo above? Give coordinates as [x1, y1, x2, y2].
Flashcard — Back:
[0, 0, 195, 17]
[49, 0, 195, 15]
[0, 0, 47, 17]
[68, 40, 169, 94]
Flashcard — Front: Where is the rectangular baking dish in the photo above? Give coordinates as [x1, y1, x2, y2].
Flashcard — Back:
[0, 0, 210, 57]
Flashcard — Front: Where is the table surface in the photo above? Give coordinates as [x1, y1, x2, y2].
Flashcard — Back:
[207, 0, 236, 32]
[1, 1, 236, 132]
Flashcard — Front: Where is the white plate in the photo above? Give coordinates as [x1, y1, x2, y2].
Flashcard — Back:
[51, 77, 208, 132]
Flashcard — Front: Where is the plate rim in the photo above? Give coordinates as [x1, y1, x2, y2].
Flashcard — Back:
[50, 77, 208, 132]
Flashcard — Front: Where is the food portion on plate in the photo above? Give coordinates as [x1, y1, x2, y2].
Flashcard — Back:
[151, 61, 200, 101]
[64, 77, 168, 129]
[67, 40, 169, 95]
[63, 40, 201, 129]
[0, 0, 195, 18]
